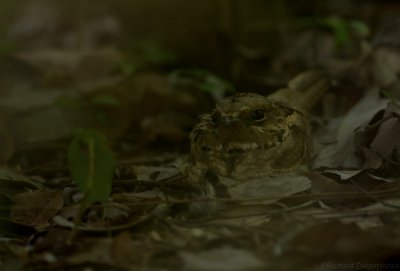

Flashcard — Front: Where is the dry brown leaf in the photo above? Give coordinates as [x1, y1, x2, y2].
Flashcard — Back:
[370, 102, 400, 164]
[313, 89, 392, 169]
[11, 190, 63, 230]
[221, 174, 311, 205]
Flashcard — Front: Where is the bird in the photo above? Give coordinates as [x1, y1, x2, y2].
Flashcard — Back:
[188, 70, 330, 193]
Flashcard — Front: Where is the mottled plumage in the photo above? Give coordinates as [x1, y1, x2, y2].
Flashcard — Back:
[189, 70, 330, 189]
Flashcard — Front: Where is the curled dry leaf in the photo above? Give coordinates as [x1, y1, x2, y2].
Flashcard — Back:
[336, 89, 388, 142]
[313, 88, 394, 170]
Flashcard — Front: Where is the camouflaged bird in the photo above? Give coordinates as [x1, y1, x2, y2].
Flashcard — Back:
[188, 70, 330, 190]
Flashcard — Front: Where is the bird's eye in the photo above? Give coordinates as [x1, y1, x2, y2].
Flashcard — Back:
[252, 108, 266, 121]
[210, 112, 220, 124]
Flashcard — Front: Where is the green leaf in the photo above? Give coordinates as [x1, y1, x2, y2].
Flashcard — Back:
[318, 17, 350, 47]
[168, 69, 234, 101]
[349, 20, 370, 37]
[68, 129, 115, 205]
[300, 16, 367, 48]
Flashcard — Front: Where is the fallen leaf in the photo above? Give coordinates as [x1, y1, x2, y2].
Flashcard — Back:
[11, 190, 63, 230]
[313, 133, 362, 169]
[313, 89, 391, 169]
[306, 172, 388, 208]
[337, 88, 388, 142]
[179, 247, 265, 271]
[221, 174, 311, 205]
[370, 102, 400, 164]
[0, 168, 43, 198]
[131, 165, 180, 181]
[323, 169, 362, 180]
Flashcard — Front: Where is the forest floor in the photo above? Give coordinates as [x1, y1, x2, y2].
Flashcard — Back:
[0, 1, 400, 271]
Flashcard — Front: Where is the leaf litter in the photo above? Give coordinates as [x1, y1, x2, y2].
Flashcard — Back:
[0, 2, 400, 271]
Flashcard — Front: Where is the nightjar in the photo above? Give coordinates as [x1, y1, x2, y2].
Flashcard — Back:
[188, 70, 330, 190]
